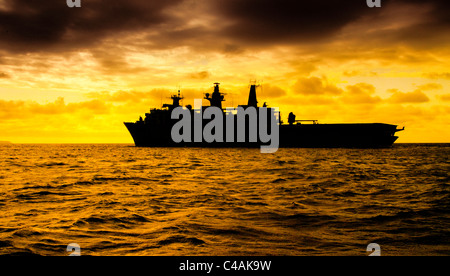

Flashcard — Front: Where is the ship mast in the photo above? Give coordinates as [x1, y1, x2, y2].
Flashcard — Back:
[205, 83, 225, 109]
[163, 90, 184, 109]
[171, 90, 183, 107]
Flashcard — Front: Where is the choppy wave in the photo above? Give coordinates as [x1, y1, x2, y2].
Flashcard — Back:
[0, 143, 449, 255]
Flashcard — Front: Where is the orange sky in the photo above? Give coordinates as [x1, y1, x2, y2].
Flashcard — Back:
[1, 0, 449, 143]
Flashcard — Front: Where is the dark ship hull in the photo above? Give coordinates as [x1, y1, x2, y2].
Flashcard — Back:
[124, 83, 403, 149]
[125, 122, 400, 148]
[279, 123, 399, 148]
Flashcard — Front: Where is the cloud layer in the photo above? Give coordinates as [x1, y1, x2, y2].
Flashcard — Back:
[0, 0, 184, 52]
[1, 0, 449, 53]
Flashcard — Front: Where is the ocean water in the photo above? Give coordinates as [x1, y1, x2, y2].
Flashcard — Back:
[0, 143, 449, 256]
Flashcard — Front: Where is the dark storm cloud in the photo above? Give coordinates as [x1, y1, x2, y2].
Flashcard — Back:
[0, 0, 449, 54]
[382, 0, 450, 49]
[403, 0, 450, 23]
[213, 0, 450, 47]
[214, 0, 375, 45]
[0, 0, 183, 52]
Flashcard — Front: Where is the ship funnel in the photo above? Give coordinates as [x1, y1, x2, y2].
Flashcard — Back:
[247, 84, 258, 107]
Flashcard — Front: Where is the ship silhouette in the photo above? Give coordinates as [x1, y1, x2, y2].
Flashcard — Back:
[124, 83, 403, 148]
